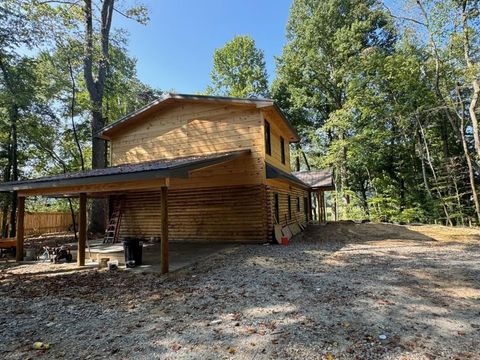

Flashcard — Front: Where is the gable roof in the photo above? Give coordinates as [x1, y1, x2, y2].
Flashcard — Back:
[97, 93, 300, 142]
[293, 169, 335, 190]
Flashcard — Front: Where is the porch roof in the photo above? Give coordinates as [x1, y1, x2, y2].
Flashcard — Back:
[0, 149, 250, 196]
[266, 163, 310, 189]
[293, 169, 335, 191]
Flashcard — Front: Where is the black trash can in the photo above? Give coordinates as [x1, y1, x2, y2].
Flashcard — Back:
[123, 238, 143, 268]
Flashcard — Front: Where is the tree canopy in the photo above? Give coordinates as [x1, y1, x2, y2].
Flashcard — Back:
[1, 0, 480, 230]
[206, 35, 269, 98]
[273, 0, 480, 225]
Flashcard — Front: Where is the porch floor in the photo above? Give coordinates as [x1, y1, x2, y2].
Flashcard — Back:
[76, 240, 237, 273]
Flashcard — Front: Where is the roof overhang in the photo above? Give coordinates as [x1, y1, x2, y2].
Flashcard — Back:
[266, 163, 310, 189]
[293, 169, 335, 191]
[0, 150, 250, 197]
[97, 93, 300, 142]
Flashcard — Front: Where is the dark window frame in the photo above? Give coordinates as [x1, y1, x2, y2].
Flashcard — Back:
[264, 120, 271, 156]
[274, 193, 280, 223]
[304, 197, 308, 218]
[287, 195, 292, 220]
[280, 136, 286, 164]
[296, 196, 300, 212]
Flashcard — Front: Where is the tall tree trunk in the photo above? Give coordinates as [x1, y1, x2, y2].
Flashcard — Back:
[339, 131, 349, 208]
[469, 79, 480, 161]
[449, 159, 465, 226]
[417, 0, 480, 223]
[8, 105, 18, 238]
[461, 1, 480, 162]
[1, 127, 12, 238]
[0, 56, 19, 237]
[83, 0, 115, 233]
[460, 114, 480, 223]
[67, 57, 84, 171]
[417, 117, 452, 225]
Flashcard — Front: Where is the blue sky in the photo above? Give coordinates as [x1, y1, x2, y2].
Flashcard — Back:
[113, 0, 403, 94]
[113, 0, 292, 94]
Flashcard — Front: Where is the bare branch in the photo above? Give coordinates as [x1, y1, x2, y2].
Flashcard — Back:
[383, 4, 426, 27]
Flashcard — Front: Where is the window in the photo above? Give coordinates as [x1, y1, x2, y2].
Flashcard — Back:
[280, 136, 286, 164]
[274, 193, 280, 223]
[304, 197, 309, 218]
[264, 120, 271, 156]
[287, 195, 291, 220]
[296, 197, 300, 212]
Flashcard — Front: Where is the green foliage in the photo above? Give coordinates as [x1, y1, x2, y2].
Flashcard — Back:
[274, 0, 479, 225]
[207, 35, 269, 98]
[0, 0, 159, 220]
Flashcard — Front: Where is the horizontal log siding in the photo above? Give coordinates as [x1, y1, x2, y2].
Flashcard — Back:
[110, 103, 266, 188]
[267, 183, 308, 235]
[119, 185, 269, 242]
[263, 113, 291, 173]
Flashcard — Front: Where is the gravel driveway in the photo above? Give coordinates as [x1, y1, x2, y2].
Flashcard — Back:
[1, 223, 479, 359]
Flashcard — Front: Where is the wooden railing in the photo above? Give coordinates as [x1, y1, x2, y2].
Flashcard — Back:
[1, 212, 76, 236]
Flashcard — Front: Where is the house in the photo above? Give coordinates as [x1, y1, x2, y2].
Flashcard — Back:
[0, 93, 334, 273]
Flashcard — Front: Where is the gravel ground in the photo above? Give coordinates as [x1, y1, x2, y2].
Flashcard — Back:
[1, 222, 479, 359]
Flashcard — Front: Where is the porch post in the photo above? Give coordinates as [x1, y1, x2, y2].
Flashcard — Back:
[15, 196, 25, 262]
[161, 186, 169, 274]
[307, 190, 312, 222]
[78, 193, 87, 266]
[321, 192, 326, 222]
[317, 191, 322, 223]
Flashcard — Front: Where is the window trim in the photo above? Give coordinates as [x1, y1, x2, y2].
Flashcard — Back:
[296, 196, 300, 212]
[264, 120, 271, 156]
[287, 195, 291, 220]
[280, 136, 286, 164]
[304, 197, 308, 218]
[274, 193, 280, 223]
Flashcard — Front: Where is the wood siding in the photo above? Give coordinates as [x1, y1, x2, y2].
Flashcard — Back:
[119, 185, 269, 242]
[110, 102, 265, 187]
[263, 111, 292, 173]
[266, 180, 308, 238]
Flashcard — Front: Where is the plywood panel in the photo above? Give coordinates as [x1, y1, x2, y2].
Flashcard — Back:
[119, 185, 270, 243]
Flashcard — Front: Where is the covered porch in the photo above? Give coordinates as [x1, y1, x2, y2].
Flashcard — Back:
[0, 150, 250, 274]
[293, 169, 335, 222]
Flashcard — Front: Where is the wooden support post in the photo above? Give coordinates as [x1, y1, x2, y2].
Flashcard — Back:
[161, 186, 169, 274]
[321, 192, 326, 222]
[78, 193, 87, 266]
[317, 191, 322, 223]
[307, 190, 312, 222]
[15, 196, 25, 262]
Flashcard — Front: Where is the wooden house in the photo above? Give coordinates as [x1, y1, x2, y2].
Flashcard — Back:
[0, 94, 333, 272]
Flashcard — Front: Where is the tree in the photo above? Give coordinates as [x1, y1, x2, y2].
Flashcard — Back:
[33, 0, 149, 233]
[274, 0, 396, 218]
[207, 35, 269, 98]
[0, 1, 156, 235]
[273, 0, 478, 225]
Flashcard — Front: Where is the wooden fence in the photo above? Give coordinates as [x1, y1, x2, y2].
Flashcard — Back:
[1, 212, 76, 236]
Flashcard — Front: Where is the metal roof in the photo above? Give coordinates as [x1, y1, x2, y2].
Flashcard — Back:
[0, 150, 250, 193]
[293, 169, 335, 190]
[266, 163, 310, 189]
[97, 93, 300, 142]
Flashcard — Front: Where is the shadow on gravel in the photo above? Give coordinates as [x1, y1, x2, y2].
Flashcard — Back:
[1, 223, 479, 359]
